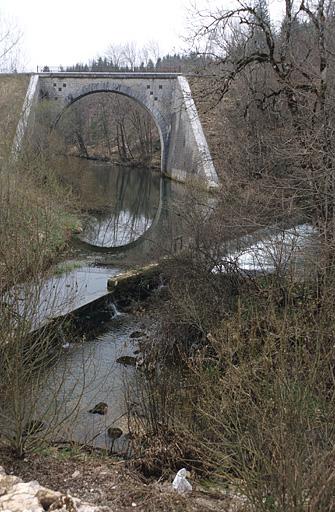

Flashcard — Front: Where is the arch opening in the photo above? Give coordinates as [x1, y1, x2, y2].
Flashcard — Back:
[52, 90, 164, 250]
[54, 86, 168, 172]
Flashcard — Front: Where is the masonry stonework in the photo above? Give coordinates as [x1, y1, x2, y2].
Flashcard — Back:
[15, 73, 219, 189]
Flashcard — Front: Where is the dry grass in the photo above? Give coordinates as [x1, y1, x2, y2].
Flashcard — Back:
[0, 74, 30, 161]
[0, 81, 82, 459]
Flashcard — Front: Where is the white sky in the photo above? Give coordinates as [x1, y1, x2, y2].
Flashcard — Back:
[0, 0, 285, 71]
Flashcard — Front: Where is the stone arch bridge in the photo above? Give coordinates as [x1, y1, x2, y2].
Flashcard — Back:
[14, 73, 219, 189]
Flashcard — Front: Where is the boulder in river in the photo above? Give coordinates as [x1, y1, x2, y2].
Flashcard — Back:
[107, 427, 123, 440]
[88, 402, 108, 415]
[129, 331, 146, 339]
[116, 355, 137, 367]
[108, 426, 123, 454]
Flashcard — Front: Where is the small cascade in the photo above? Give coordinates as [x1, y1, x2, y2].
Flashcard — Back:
[154, 274, 167, 295]
[157, 274, 166, 290]
[58, 325, 70, 349]
[108, 302, 123, 318]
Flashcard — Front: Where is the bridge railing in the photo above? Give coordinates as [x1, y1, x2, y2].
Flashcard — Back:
[36, 65, 187, 74]
[37, 66, 65, 73]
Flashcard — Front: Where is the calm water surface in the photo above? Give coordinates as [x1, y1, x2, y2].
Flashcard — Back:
[51, 311, 141, 452]
[38, 159, 169, 450]
[61, 159, 161, 248]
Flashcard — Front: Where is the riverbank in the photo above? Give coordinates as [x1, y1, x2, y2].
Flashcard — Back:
[0, 74, 30, 162]
[0, 449, 243, 511]
[0, 274, 242, 511]
[0, 253, 244, 511]
[66, 144, 161, 172]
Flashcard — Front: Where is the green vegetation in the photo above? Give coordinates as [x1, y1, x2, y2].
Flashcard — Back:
[0, 158, 80, 291]
[53, 260, 84, 277]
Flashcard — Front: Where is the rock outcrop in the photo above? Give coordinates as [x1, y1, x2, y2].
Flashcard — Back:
[0, 466, 101, 512]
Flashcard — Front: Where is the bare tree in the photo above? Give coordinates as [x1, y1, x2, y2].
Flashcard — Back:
[105, 43, 126, 69]
[189, 0, 335, 254]
[141, 40, 160, 68]
[57, 92, 160, 166]
[122, 41, 138, 71]
[0, 11, 22, 72]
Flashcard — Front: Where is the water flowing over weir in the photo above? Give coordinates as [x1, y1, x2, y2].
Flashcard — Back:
[5, 161, 185, 334]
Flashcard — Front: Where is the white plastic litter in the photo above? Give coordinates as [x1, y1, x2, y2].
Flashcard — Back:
[172, 468, 192, 494]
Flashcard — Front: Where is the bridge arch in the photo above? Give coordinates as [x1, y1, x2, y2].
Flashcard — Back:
[14, 73, 219, 189]
[53, 81, 170, 172]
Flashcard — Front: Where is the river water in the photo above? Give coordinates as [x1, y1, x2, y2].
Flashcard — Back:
[35, 159, 317, 452]
[73, 161, 161, 248]
[48, 309, 145, 453]
[36, 159, 183, 451]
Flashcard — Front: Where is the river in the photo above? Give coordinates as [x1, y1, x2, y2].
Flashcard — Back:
[33, 158, 185, 452]
[71, 160, 161, 248]
[31, 158, 317, 453]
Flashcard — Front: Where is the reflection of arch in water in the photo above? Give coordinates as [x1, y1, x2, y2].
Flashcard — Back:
[80, 165, 160, 249]
[75, 176, 168, 254]
[53, 83, 168, 172]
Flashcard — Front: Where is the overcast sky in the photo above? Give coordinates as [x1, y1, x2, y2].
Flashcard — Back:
[0, 0, 284, 71]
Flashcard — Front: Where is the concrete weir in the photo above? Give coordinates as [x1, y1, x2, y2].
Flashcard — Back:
[14, 72, 219, 189]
